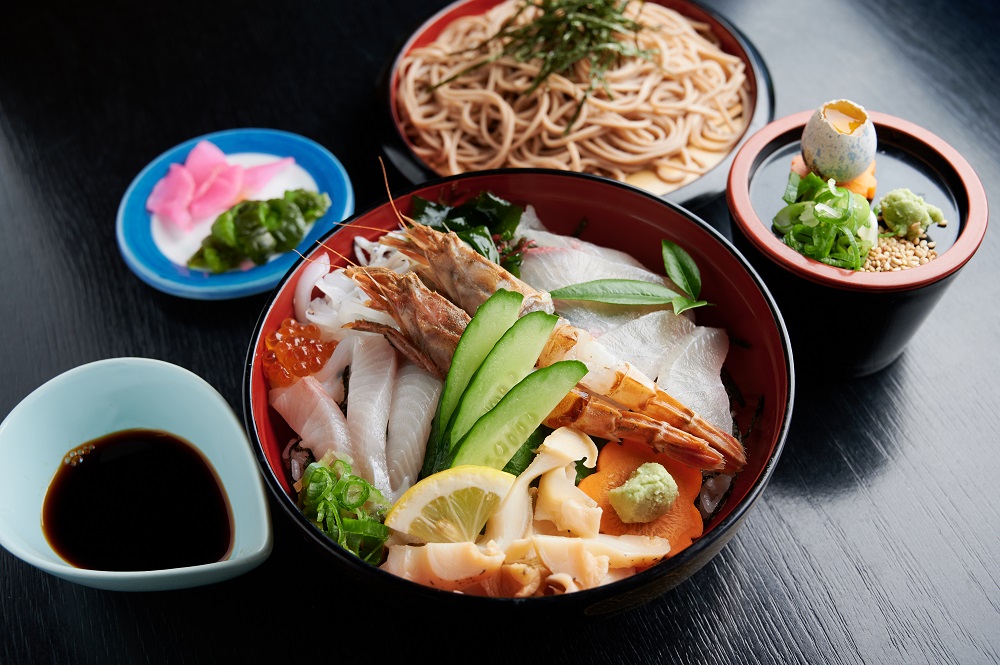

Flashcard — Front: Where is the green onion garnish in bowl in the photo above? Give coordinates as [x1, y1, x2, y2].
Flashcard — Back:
[771, 171, 877, 271]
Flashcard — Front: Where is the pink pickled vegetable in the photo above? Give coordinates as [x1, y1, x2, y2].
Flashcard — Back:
[183, 140, 229, 185]
[242, 157, 294, 198]
[145, 140, 294, 232]
[146, 163, 196, 230]
[189, 164, 243, 220]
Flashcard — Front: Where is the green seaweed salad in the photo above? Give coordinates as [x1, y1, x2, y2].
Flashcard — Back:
[188, 189, 331, 273]
[772, 171, 877, 270]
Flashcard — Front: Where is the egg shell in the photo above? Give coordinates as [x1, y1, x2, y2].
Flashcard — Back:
[801, 100, 877, 183]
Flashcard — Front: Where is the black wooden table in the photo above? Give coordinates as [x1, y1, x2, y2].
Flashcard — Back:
[3, 1, 998, 662]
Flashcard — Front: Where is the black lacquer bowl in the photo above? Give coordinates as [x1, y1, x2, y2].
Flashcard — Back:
[244, 170, 793, 616]
[728, 110, 989, 380]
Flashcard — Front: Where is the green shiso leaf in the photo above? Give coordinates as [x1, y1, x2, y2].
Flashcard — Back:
[549, 278, 710, 314]
[660, 239, 701, 299]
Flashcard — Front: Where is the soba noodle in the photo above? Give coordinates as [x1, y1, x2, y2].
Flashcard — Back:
[395, 0, 750, 193]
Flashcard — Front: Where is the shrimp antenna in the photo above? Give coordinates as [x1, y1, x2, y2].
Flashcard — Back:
[379, 156, 417, 231]
[325, 219, 394, 235]
[292, 243, 394, 309]
[293, 241, 355, 268]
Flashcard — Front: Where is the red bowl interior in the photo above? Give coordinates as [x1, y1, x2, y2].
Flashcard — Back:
[387, 0, 762, 190]
[246, 170, 792, 544]
[728, 110, 989, 292]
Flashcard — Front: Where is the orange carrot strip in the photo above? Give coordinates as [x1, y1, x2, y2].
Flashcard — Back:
[578, 439, 704, 557]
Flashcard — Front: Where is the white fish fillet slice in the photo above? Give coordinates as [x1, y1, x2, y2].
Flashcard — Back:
[595, 310, 696, 381]
[343, 333, 397, 498]
[314, 333, 358, 403]
[521, 241, 670, 292]
[520, 238, 684, 336]
[386, 361, 443, 502]
[518, 225, 732, 433]
[655, 326, 733, 433]
[518, 227, 648, 269]
[269, 376, 352, 465]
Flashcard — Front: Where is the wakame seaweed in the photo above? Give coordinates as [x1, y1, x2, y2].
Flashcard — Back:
[410, 191, 528, 276]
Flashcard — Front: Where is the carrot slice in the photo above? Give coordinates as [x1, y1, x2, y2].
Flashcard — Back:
[578, 439, 704, 556]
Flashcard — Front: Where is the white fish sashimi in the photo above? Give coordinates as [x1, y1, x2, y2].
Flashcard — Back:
[314, 332, 358, 403]
[386, 361, 443, 502]
[519, 237, 685, 337]
[596, 310, 696, 381]
[656, 326, 733, 433]
[518, 227, 647, 269]
[518, 223, 732, 434]
[269, 376, 352, 465]
[521, 241, 671, 292]
[342, 332, 397, 498]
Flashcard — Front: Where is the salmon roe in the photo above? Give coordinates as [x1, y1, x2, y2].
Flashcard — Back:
[262, 318, 336, 387]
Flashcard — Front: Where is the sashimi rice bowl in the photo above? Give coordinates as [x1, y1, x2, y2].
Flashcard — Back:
[244, 169, 792, 614]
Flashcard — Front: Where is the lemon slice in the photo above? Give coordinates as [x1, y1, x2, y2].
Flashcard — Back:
[385, 465, 516, 543]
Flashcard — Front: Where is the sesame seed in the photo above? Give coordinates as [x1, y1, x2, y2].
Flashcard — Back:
[858, 225, 939, 273]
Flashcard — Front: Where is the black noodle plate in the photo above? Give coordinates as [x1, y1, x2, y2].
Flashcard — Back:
[376, 0, 774, 211]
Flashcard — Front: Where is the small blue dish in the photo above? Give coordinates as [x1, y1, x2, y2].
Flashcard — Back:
[117, 128, 355, 300]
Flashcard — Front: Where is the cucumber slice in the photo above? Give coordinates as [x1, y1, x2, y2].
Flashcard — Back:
[450, 360, 589, 470]
[445, 310, 558, 450]
[439, 288, 523, 428]
[420, 288, 523, 478]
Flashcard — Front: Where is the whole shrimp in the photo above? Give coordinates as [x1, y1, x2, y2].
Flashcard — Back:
[376, 222, 746, 473]
[344, 266, 727, 471]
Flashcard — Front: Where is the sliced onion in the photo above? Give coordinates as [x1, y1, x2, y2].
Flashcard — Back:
[294, 251, 330, 323]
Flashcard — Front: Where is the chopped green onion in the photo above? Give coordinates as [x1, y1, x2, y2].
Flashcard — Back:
[772, 172, 875, 271]
[298, 458, 390, 564]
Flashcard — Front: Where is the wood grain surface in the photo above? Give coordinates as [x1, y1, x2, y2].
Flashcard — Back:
[2, 0, 997, 663]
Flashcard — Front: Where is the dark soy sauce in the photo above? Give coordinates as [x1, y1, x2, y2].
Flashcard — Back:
[42, 428, 233, 571]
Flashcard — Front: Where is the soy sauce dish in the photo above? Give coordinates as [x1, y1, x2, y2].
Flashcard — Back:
[245, 169, 793, 616]
[0, 358, 272, 591]
[728, 108, 988, 378]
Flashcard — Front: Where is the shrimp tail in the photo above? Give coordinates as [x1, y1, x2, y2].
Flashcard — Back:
[539, 320, 747, 473]
[645, 391, 746, 473]
[544, 389, 726, 470]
